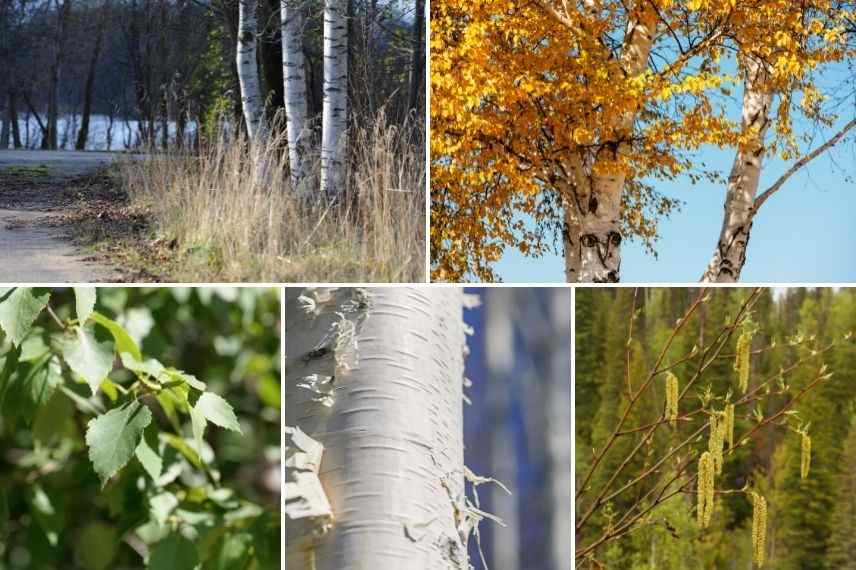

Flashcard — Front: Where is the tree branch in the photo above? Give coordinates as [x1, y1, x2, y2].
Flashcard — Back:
[751, 117, 856, 216]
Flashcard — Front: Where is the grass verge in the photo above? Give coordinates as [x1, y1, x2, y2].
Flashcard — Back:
[107, 112, 425, 282]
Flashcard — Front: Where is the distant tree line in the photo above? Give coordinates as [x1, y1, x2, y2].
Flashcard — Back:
[0, 0, 424, 157]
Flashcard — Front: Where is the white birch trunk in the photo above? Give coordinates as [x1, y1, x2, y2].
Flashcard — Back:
[701, 55, 773, 283]
[320, 0, 349, 197]
[485, 290, 521, 570]
[547, 289, 572, 570]
[563, 5, 656, 282]
[281, 0, 311, 190]
[284, 287, 469, 570]
[236, 0, 265, 142]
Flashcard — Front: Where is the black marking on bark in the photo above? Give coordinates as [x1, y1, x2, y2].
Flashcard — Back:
[303, 346, 331, 362]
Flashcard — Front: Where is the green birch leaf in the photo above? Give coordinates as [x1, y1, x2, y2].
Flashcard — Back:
[148, 532, 199, 570]
[135, 427, 163, 481]
[189, 404, 207, 456]
[86, 400, 152, 487]
[73, 287, 97, 324]
[61, 327, 115, 395]
[0, 345, 21, 408]
[89, 312, 141, 361]
[121, 352, 165, 377]
[0, 288, 50, 346]
[27, 355, 63, 410]
[195, 392, 242, 434]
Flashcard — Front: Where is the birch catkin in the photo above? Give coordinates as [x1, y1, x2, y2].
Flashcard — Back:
[697, 452, 715, 529]
[801, 432, 812, 480]
[709, 412, 725, 474]
[752, 492, 767, 567]
[724, 404, 735, 449]
[665, 372, 679, 427]
[735, 330, 752, 393]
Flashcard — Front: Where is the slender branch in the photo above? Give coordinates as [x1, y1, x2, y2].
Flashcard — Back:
[45, 304, 67, 330]
[575, 288, 708, 501]
[752, 117, 856, 215]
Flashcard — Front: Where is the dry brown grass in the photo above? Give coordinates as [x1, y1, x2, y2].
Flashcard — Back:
[115, 112, 425, 282]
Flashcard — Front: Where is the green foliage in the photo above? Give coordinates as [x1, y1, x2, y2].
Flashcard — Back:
[0, 287, 281, 569]
[190, 23, 235, 141]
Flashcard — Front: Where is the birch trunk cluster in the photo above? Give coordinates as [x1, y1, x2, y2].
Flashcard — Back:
[285, 288, 472, 569]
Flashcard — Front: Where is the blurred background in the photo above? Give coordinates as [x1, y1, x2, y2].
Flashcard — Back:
[0, 287, 280, 569]
[464, 287, 572, 570]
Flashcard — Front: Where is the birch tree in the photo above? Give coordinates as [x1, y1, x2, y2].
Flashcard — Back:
[281, 0, 310, 189]
[320, 0, 348, 197]
[431, 0, 854, 283]
[237, 0, 265, 141]
[285, 287, 474, 569]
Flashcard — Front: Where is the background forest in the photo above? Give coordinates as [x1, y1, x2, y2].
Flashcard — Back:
[0, 0, 423, 150]
[0, 287, 281, 569]
[464, 287, 572, 570]
[575, 288, 856, 569]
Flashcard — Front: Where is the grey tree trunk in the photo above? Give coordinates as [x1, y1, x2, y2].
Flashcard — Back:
[0, 117, 8, 149]
[320, 0, 348, 197]
[75, 14, 106, 151]
[407, 0, 425, 114]
[281, 0, 311, 189]
[285, 287, 469, 570]
[9, 89, 21, 149]
[44, 0, 71, 150]
[701, 55, 772, 283]
[237, 0, 266, 141]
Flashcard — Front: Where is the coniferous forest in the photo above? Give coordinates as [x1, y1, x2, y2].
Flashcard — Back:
[575, 287, 856, 569]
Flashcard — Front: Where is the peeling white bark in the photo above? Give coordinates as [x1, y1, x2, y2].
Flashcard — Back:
[284, 287, 468, 570]
[563, 5, 657, 283]
[320, 0, 348, 197]
[701, 55, 772, 283]
[281, 0, 311, 189]
[237, 0, 265, 142]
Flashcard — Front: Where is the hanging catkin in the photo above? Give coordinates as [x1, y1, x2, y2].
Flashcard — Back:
[735, 330, 752, 393]
[752, 492, 767, 567]
[708, 412, 725, 474]
[697, 452, 715, 529]
[724, 404, 735, 449]
[665, 372, 679, 427]
[801, 432, 812, 480]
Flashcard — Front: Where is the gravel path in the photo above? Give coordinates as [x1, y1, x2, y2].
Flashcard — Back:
[0, 150, 127, 282]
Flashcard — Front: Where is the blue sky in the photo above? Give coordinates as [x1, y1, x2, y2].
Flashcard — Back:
[492, 66, 856, 283]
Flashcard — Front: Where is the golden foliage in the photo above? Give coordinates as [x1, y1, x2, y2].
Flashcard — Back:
[430, 0, 852, 281]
